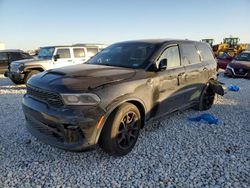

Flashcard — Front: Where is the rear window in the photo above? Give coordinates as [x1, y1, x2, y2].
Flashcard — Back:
[87, 48, 98, 56]
[73, 48, 85, 58]
[180, 44, 200, 65]
[196, 44, 214, 61]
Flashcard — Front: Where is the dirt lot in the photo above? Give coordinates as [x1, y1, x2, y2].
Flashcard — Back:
[0, 73, 249, 187]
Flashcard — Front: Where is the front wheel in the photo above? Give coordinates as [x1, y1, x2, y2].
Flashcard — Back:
[99, 103, 141, 156]
[11, 79, 24, 85]
[24, 70, 40, 83]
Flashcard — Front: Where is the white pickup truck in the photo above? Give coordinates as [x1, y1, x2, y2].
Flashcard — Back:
[6, 44, 107, 84]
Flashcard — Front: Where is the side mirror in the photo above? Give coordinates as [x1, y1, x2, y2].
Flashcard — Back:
[158, 59, 167, 70]
[53, 54, 60, 61]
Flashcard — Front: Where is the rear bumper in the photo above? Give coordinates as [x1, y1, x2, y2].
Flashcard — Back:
[22, 94, 105, 151]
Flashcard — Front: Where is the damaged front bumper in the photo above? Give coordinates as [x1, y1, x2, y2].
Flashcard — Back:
[22, 94, 105, 151]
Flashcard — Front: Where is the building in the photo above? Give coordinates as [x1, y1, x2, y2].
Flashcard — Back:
[0, 43, 5, 50]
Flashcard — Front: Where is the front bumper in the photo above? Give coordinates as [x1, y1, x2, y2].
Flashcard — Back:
[7, 71, 25, 81]
[225, 67, 250, 78]
[22, 94, 105, 151]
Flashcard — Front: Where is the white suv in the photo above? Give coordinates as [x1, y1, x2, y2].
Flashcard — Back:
[7, 44, 107, 84]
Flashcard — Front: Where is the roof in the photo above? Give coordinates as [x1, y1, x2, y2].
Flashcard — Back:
[0, 49, 23, 53]
[42, 43, 107, 48]
[114, 39, 199, 45]
[242, 50, 250, 53]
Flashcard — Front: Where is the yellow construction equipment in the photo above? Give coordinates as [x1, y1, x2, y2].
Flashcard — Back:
[201, 39, 214, 47]
[212, 37, 248, 57]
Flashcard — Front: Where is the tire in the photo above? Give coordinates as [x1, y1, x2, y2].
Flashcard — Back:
[99, 103, 141, 156]
[24, 70, 40, 83]
[194, 84, 215, 111]
[11, 79, 24, 85]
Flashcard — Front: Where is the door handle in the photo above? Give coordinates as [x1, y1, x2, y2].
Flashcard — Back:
[203, 67, 208, 71]
[177, 72, 185, 86]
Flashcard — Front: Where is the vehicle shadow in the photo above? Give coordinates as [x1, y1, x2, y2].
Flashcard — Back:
[0, 75, 26, 91]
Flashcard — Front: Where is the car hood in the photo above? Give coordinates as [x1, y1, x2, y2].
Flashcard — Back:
[11, 58, 50, 66]
[229, 60, 250, 69]
[28, 64, 136, 92]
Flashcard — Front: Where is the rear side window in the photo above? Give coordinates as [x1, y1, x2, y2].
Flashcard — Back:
[73, 48, 85, 58]
[180, 44, 200, 65]
[87, 48, 98, 56]
[0, 52, 8, 60]
[56, 48, 71, 58]
[196, 44, 214, 61]
[21, 53, 31, 59]
[10, 52, 22, 60]
[158, 46, 181, 68]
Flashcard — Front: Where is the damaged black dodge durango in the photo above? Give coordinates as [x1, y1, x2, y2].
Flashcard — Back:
[23, 39, 224, 156]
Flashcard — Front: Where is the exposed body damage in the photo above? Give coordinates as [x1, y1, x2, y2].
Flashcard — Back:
[22, 39, 224, 155]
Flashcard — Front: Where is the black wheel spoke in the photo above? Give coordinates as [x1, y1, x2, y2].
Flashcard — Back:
[117, 134, 126, 144]
[117, 110, 140, 149]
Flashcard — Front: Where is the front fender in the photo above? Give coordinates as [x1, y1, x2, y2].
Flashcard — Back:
[94, 97, 146, 144]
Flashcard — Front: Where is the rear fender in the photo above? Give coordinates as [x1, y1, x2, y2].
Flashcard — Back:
[209, 80, 224, 96]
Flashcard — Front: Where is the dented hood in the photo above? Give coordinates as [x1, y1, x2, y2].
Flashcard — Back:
[28, 64, 136, 92]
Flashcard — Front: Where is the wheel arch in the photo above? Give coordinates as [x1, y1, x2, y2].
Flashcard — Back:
[95, 98, 147, 144]
[24, 66, 45, 72]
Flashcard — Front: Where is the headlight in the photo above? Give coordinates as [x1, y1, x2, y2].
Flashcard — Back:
[18, 63, 24, 72]
[61, 93, 100, 105]
[226, 64, 232, 69]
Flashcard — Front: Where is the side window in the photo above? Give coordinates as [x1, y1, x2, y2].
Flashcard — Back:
[73, 48, 85, 58]
[158, 46, 181, 68]
[180, 44, 201, 65]
[21, 53, 31, 59]
[86, 48, 98, 56]
[0, 52, 8, 61]
[56, 48, 71, 58]
[10, 52, 22, 60]
[196, 44, 214, 61]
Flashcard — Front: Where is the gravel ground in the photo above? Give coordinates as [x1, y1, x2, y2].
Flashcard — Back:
[0, 73, 249, 187]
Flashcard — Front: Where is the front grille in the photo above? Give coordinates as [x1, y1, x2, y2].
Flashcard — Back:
[27, 85, 64, 107]
[234, 68, 248, 76]
[10, 64, 19, 72]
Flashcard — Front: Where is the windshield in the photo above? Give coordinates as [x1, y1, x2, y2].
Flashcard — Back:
[235, 53, 250, 61]
[218, 52, 231, 59]
[38, 47, 55, 59]
[87, 43, 156, 69]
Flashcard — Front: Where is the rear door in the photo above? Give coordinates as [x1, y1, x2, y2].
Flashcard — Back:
[72, 47, 87, 64]
[180, 43, 207, 102]
[154, 44, 187, 116]
[0, 52, 9, 72]
[196, 43, 217, 79]
[53, 48, 73, 68]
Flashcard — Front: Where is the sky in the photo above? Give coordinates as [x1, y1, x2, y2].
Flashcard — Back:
[0, 0, 250, 50]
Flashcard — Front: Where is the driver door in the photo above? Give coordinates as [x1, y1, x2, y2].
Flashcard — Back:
[53, 48, 73, 68]
[154, 45, 187, 116]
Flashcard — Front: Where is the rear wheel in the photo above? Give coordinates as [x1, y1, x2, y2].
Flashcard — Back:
[99, 103, 141, 156]
[24, 70, 40, 83]
[194, 84, 215, 111]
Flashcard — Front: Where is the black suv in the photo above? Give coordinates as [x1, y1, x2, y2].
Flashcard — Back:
[22, 39, 223, 156]
[0, 50, 32, 75]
